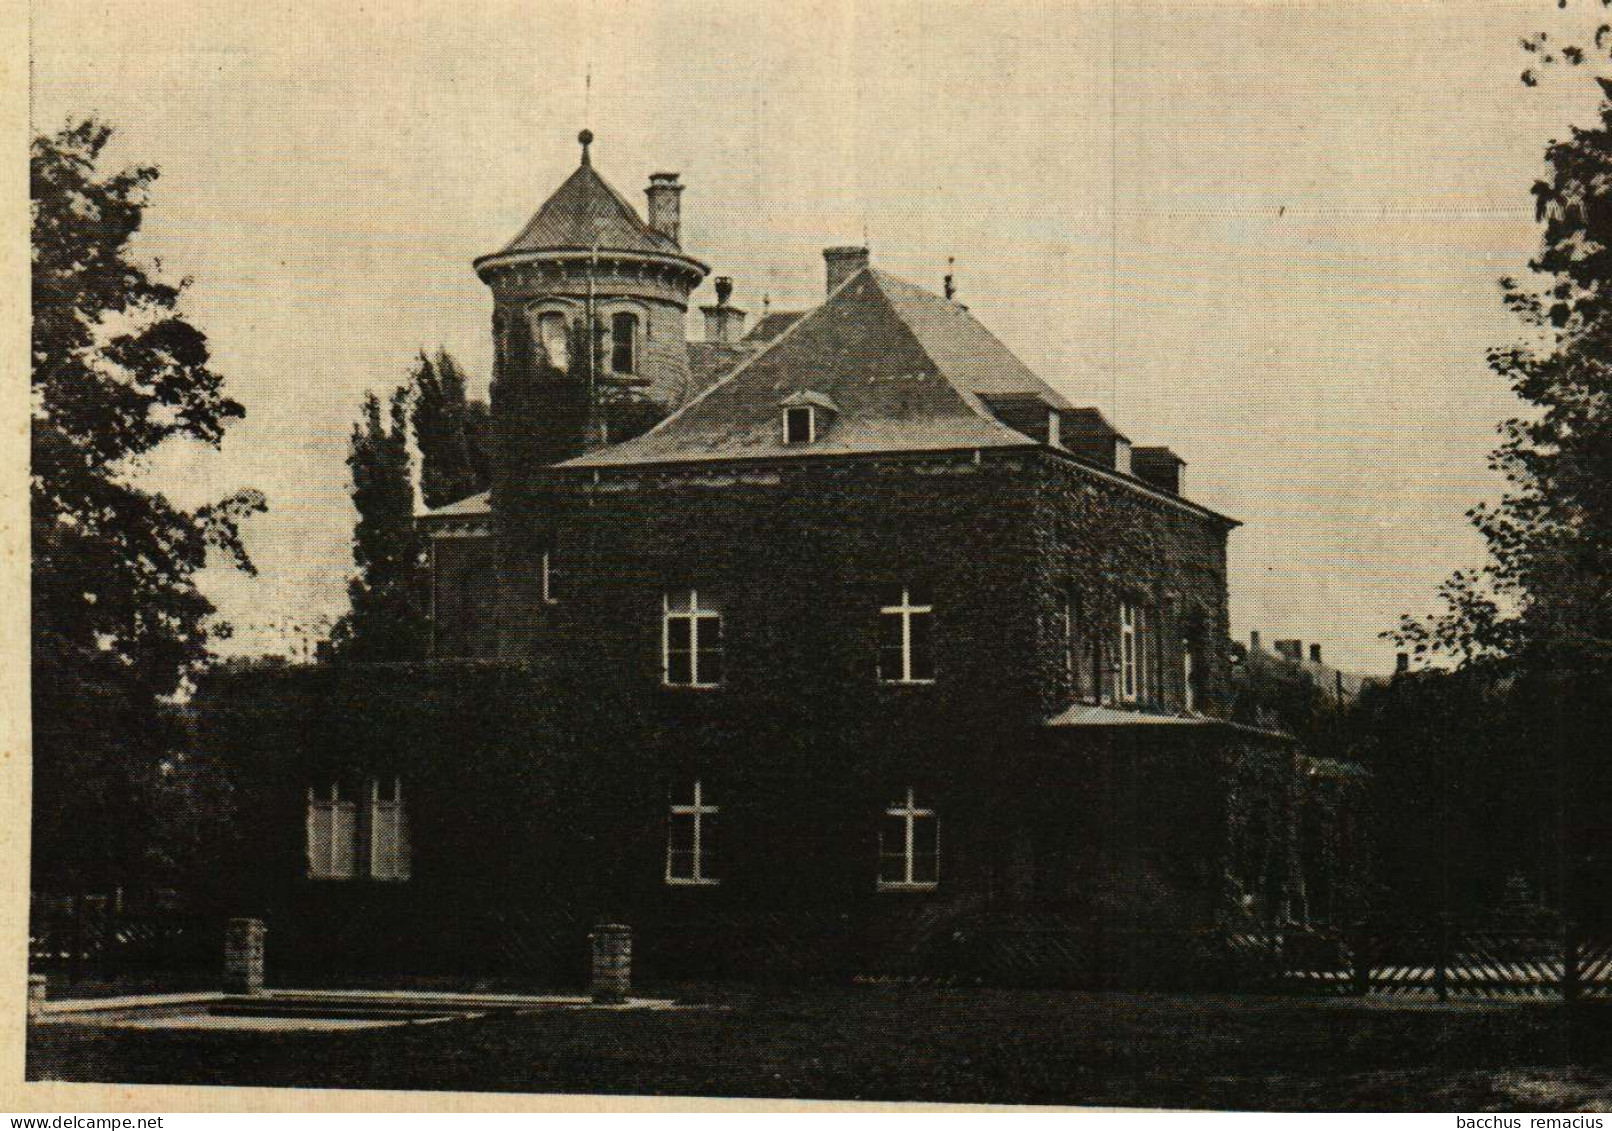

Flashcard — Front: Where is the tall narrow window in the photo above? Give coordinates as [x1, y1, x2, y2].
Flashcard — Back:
[1182, 639, 1196, 712]
[611, 312, 638, 375]
[663, 589, 724, 687]
[307, 783, 357, 880]
[537, 312, 569, 371]
[369, 777, 411, 881]
[1120, 602, 1140, 702]
[878, 787, 939, 890]
[878, 584, 935, 684]
[666, 779, 719, 885]
[541, 541, 558, 604]
[1058, 586, 1082, 694]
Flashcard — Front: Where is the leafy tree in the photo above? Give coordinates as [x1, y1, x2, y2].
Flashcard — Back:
[31, 118, 264, 891]
[411, 348, 490, 510]
[1392, 26, 1612, 675]
[329, 386, 426, 661]
[1382, 23, 1612, 924]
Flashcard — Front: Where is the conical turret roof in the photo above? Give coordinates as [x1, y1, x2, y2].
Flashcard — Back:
[493, 138, 680, 258]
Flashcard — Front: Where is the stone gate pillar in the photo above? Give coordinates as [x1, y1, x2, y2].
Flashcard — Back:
[27, 974, 47, 1020]
[589, 923, 632, 1004]
[224, 917, 266, 996]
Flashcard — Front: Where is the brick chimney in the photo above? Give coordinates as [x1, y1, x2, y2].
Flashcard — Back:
[824, 246, 870, 295]
[1309, 643, 1322, 664]
[646, 173, 683, 246]
[701, 276, 747, 344]
[1249, 630, 1261, 652]
[1396, 652, 1410, 674]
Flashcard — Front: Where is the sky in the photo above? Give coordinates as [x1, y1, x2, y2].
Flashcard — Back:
[29, 0, 1604, 673]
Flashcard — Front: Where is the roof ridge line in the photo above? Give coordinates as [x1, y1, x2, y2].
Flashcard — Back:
[864, 269, 1051, 447]
[569, 266, 873, 457]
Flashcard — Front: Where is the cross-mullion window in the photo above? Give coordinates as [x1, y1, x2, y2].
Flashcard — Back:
[878, 584, 935, 684]
[878, 787, 939, 890]
[664, 589, 724, 687]
[307, 783, 357, 880]
[666, 779, 719, 885]
[368, 777, 411, 882]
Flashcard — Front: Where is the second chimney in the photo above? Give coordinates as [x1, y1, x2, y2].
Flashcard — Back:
[824, 246, 870, 295]
[1310, 643, 1323, 664]
[646, 173, 683, 246]
[701, 276, 747, 344]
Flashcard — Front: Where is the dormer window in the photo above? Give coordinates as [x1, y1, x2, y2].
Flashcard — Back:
[779, 391, 839, 445]
[784, 406, 815, 444]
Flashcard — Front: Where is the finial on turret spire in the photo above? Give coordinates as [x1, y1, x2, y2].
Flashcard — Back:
[579, 129, 594, 166]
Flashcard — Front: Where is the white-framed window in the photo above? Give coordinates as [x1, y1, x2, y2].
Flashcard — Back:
[783, 405, 815, 444]
[537, 311, 570, 371]
[878, 787, 939, 890]
[369, 777, 411, 881]
[666, 779, 719, 885]
[541, 548, 557, 603]
[663, 589, 724, 687]
[1120, 601, 1140, 702]
[611, 311, 639, 375]
[1119, 601, 1156, 703]
[307, 783, 357, 880]
[877, 584, 935, 684]
[1182, 639, 1196, 712]
[1058, 586, 1078, 688]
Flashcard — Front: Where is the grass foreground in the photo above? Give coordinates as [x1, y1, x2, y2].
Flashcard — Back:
[25, 982, 1612, 1111]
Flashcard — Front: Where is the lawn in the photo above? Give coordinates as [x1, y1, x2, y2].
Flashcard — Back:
[25, 983, 1612, 1111]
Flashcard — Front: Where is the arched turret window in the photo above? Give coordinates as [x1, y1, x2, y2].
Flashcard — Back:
[536, 312, 570, 372]
[611, 311, 639, 375]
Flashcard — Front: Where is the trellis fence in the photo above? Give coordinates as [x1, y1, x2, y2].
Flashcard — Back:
[28, 895, 218, 982]
[1266, 924, 1612, 1002]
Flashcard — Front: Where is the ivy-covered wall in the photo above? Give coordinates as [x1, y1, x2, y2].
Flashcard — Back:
[200, 448, 1292, 984]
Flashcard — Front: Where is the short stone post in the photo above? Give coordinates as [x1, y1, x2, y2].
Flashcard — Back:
[223, 917, 266, 996]
[27, 974, 47, 1020]
[589, 922, 632, 1004]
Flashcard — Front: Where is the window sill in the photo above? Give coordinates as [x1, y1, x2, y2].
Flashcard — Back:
[662, 682, 724, 691]
[877, 882, 938, 893]
[665, 878, 721, 887]
[879, 679, 936, 687]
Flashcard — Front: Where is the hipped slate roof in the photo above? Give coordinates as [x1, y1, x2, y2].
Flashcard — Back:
[490, 161, 680, 259]
[562, 268, 1072, 468]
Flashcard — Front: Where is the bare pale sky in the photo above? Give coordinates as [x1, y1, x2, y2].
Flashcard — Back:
[30, 0, 1598, 673]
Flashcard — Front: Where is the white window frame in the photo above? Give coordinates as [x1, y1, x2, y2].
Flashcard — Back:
[536, 310, 570, 372]
[306, 783, 357, 880]
[368, 776, 411, 882]
[1120, 601, 1139, 702]
[541, 549, 557, 604]
[1182, 639, 1195, 712]
[1060, 587, 1077, 687]
[878, 787, 939, 891]
[662, 588, 724, 688]
[665, 779, 720, 886]
[879, 585, 935, 685]
[782, 405, 815, 444]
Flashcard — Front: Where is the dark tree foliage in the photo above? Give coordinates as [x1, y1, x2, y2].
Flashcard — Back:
[31, 119, 264, 891]
[328, 387, 426, 662]
[411, 349, 490, 510]
[1393, 23, 1612, 675]
[1378, 12, 1612, 926]
[490, 314, 591, 632]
